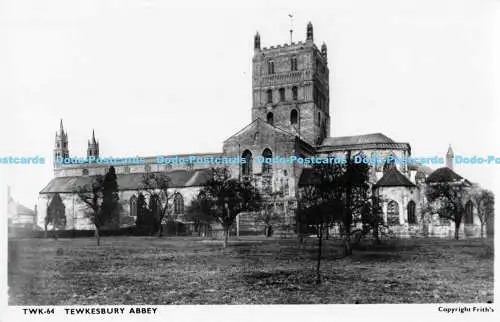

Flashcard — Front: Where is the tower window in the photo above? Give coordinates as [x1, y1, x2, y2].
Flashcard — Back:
[290, 109, 298, 125]
[291, 56, 298, 71]
[268, 60, 275, 74]
[262, 148, 273, 176]
[266, 112, 274, 125]
[279, 88, 285, 101]
[242, 150, 253, 176]
[267, 89, 273, 103]
[292, 86, 298, 100]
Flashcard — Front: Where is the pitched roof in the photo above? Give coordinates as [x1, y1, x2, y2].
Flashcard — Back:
[40, 169, 212, 194]
[375, 168, 415, 187]
[425, 167, 467, 184]
[8, 198, 35, 218]
[321, 133, 395, 147]
[223, 118, 298, 143]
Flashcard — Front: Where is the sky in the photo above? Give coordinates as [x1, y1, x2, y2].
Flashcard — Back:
[0, 0, 498, 207]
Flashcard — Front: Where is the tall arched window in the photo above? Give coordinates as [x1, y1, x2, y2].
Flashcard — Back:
[465, 201, 474, 224]
[267, 89, 273, 103]
[174, 193, 184, 215]
[129, 195, 137, 219]
[279, 88, 285, 101]
[387, 200, 400, 226]
[291, 56, 298, 71]
[268, 60, 275, 74]
[290, 109, 298, 125]
[242, 150, 253, 176]
[266, 112, 274, 125]
[262, 148, 273, 176]
[407, 201, 416, 224]
[292, 86, 298, 100]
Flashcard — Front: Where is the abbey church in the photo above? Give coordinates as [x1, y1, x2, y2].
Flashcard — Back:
[38, 22, 491, 238]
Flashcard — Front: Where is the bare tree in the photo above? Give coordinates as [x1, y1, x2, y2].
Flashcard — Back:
[256, 191, 284, 237]
[140, 172, 172, 237]
[471, 188, 494, 238]
[425, 182, 469, 240]
[76, 166, 120, 245]
[297, 163, 343, 284]
[195, 168, 262, 248]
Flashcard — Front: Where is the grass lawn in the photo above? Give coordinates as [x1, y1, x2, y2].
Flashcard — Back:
[8, 236, 494, 305]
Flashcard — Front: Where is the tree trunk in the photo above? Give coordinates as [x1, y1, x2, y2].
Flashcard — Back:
[316, 229, 322, 284]
[44, 222, 48, 238]
[480, 223, 484, 238]
[158, 222, 163, 237]
[343, 225, 352, 256]
[454, 221, 460, 240]
[373, 224, 380, 245]
[296, 217, 303, 247]
[52, 223, 58, 240]
[223, 227, 229, 248]
[95, 227, 101, 246]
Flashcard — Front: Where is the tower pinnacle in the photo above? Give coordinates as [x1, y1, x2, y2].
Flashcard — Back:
[87, 129, 99, 158]
[446, 145, 454, 170]
[306, 21, 313, 42]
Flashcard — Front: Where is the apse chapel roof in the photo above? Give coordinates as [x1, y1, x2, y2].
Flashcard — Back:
[40, 169, 212, 194]
[375, 168, 415, 187]
[425, 167, 470, 185]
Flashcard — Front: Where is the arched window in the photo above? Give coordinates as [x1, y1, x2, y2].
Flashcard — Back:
[266, 112, 274, 125]
[465, 201, 474, 224]
[291, 56, 298, 71]
[262, 148, 273, 176]
[383, 153, 396, 173]
[387, 200, 400, 226]
[267, 89, 273, 103]
[292, 86, 298, 100]
[242, 150, 253, 176]
[129, 195, 137, 219]
[407, 201, 416, 224]
[279, 88, 285, 101]
[174, 193, 184, 215]
[268, 60, 275, 74]
[290, 109, 298, 125]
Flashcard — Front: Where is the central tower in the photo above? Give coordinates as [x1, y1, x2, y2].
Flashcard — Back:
[251, 22, 330, 146]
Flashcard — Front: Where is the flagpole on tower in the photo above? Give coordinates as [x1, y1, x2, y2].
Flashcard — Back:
[289, 14, 294, 44]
